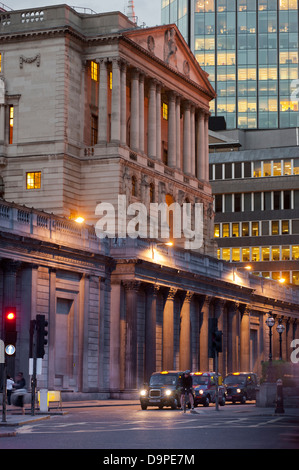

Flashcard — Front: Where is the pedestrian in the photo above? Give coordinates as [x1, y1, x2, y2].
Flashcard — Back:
[13, 372, 26, 414]
[6, 375, 14, 405]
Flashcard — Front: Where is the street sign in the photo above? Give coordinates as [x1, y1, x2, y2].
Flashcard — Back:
[5, 344, 16, 356]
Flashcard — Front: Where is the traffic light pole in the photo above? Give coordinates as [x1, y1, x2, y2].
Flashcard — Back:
[1, 361, 7, 423]
[31, 322, 37, 416]
[215, 351, 219, 412]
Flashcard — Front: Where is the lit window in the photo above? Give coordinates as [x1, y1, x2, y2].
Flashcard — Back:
[26, 171, 41, 190]
[273, 160, 282, 176]
[282, 220, 289, 234]
[262, 247, 270, 261]
[0, 53, 2, 73]
[252, 222, 259, 236]
[242, 248, 250, 262]
[214, 224, 220, 238]
[221, 248, 230, 261]
[109, 72, 112, 90]
[9, 106, 14, 144]
[292, 271, 299, 285]
[252, 247, 260, 261]
[222, 223, 230, 237]
[292, 245, 299, 260]
[271, 246, 280, 261]
[271, 221, 279, 235]
[162, 103, 168, 120]
[232, 248, 240, 261]
[242, 222, 249, 236]
[282, 246, 290, 260]
[232, 223, 239, 237]
[91, 61, 98, 81]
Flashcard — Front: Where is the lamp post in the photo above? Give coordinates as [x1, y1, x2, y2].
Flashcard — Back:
[265, 313, 275, 363]
[276, 318, 285, 361]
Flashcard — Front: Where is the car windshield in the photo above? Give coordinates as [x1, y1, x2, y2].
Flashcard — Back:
[149, 374, 178, 386]
[192, 376, 209, 386]
[224, 375, 246, 385]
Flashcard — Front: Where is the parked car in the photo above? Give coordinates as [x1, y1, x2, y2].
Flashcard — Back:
[139, 370, 183, 410]
[223, 372, 259, 403]
[191, 372, 226, 407]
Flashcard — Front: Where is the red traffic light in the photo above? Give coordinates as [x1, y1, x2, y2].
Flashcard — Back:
[6, 311, 16, 321]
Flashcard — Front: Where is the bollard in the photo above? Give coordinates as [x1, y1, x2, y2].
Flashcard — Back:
[39, 389, 49, 413]
[275, 379, 284, 414]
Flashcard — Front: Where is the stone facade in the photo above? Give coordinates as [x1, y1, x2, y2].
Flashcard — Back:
[0, 6, 298, 399]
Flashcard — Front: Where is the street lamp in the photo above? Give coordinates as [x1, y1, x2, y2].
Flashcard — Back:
[265, 313, 275, 363]
[276, 318, 285, 361]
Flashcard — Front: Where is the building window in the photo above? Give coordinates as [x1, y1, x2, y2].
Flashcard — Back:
[282, 246, 290, 260]
[26, 171, 41, 190]
[162, 103, 168, 120]
[232, 223, 239, 237]
[91, 61, 99, 81]
[9, 106, 14, 144]
[252, 222, 259, 236]
[292, 246, 299, 260]
[292, 220, 299, 234]
[272, 246, 280, 261]
[0, 53, 2, 73]
[273, 160, 282, 176]
[222, 223, 230, 237]
[271, 220, 279, 235]
[294, 158, 299, 175]
[109, 71, 113, 90]
[242, 248, 250, 262]
[232, 248, 240, 261]
[292, 271, 299, 285]
[222, 248, 230, 261]
[214, 224, 220, 237]
[253, 161, 261, 177]
[252, 247, 260, 261]
[242, 222, 249, 236]
[282, 220, 289, 234]
[215, 194, 222, 212]
[234, 193, 241, 212]
[262, 247, 270, 261]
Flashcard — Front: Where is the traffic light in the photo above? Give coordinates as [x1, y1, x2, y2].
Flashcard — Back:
[214, 330, 223, 353]
[36, 314, 48, 358]
[4, 306, 17, 346]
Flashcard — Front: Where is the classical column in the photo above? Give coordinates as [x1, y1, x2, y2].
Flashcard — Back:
[130, 69, 140, 151]
[124, 281, 140, 390]
[111, 59, 121, 143]
[156, 83, 162, 160]
[196, 110, 205, 180]
[204, 112, 210, 181]
[148, 79, 157, 159]
[183, 102, 191, 175]
[168, 92, 176, 168]
[120, 61, 127, 145]
[191, 106, 195, 176]
[199, 296, 210, 370]
[163, 287, 177, 370]
[240, 306, 250, 371]
[98, 59, 108, 143]
[110, 280, 122, 392]
[139, 73, 145, 153]
[227, 302, 239, 372]
[179, 291, 193, 371]
[176, 95, 181, 169]
[144, 285, 159, 381]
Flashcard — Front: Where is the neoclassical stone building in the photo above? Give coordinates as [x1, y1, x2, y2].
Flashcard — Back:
[0, 5, 298, 398]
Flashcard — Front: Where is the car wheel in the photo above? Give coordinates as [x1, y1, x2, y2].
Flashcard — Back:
[203, 396, 210, 407]
[141, 404, 147, 410]
[158, 405, 163, 409]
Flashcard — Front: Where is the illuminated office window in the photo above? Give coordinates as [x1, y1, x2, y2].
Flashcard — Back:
[232, 248, 240, 261]
[162, 102, 168, 120]
[271, 246, 280, 261]
[263, 161, 271, 176]
[252, 247, 260, 261]
[222, 223, 230, 237]
[271, 221, 279, 235]
[253, 161, 261, 177]
[242, 222, 249, 236]
[9, 106, 14, 144]
[214, 224, 220, 237]
[26, 171, 41, 190]
[221, 248, 230, 261]
[109, 72, 112, 90]
[242, 248, 250, 262]
[262, 246, 270, 261]
[273, 160, 282, 176]
[283, 160, 292, 175]
[91, 61, 98, 81]
[294, 158, 299, 175]
[292, 271, 299, 285]
[282, 246, 290, 260]
[292, 245, 299, 259]
[232, 223, 239, 237]
[282, 220, 289, 234]
[252, 222, 259, 236]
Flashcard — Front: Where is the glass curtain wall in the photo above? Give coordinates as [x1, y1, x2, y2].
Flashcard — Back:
[162, 0, 299, 129]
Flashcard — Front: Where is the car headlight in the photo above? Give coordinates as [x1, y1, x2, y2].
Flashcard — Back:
[236, 388, 241, 394]
[199, 389, 204, 395]
[140, 389, 147, 397]
[165, 389, 172, 396]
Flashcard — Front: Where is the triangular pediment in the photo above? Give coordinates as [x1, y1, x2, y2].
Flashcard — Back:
[123, 24, 215, 100]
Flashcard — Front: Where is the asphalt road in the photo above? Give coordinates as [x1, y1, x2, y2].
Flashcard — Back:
[1, 402, 299, 453]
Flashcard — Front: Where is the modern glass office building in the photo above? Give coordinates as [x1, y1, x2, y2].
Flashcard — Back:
[162, 0, 299, 129]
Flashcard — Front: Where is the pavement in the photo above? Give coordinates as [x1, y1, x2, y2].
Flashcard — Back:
[1, 400, 299, 437]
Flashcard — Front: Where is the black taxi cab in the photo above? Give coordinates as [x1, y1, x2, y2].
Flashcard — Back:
[223, 372, 259, 403]
[191, 372, 226, 407]
[139, 371, 183, 410]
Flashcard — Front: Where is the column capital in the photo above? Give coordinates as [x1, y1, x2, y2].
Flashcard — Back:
[167, 287, 178, 300]
[122, 280, 141, 291]
[184, 291, 194, 303]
